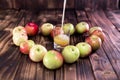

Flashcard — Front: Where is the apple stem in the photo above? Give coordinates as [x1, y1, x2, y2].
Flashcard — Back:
[61, 0, 67, 28]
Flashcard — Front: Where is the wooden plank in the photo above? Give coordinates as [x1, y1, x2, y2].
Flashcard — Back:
[85, 10, 119, 79]
[104, 10, 120, 31]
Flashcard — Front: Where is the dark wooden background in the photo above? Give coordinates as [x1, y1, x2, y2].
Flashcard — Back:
[0, 0, 119, 11]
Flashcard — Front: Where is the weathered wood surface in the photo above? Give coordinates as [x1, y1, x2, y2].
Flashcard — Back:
[0, 9, 120, 80]
[0, 0, 119, 10]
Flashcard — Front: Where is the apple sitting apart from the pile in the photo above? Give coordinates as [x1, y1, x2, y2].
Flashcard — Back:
[62, 23, 75, 35]
[76, 22, 89, 34]
[12, 26, 27, 35]
[62, 45, 80, 63]
[12, 33, 28, 46]
[76, 42, 92, 58]
[89, 26, 102, 35]
[41, 23, 54, 36]
[91, 30, 105, 42]
[50, 27, 64, 38]
[25, 22, 39, 36]
[85, 35, 102, 51]
[29, 44, 47, 62]
[20, 40, 35, 54]
[43, 50, 63, 70]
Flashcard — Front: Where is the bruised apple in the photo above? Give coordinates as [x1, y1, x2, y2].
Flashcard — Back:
[89, 26, 102, 35]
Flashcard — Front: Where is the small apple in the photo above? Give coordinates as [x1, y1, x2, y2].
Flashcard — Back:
[25, 22, 39, 36]
[20, 40, 35, 54]
[89, 26, 102, 35]
[12, 26, 27, 35]
[41, 23, 54, 36]
[76, 22, 89, 34]
[85, 35, 102, 51]
[12, 33, 28, 46]
[91, 30, 105, 42]
[62, 45, 80, 63]
[29, 44, 47, 62]
[76, 42, 92, 58]
[62, 23, 75, 35]
[43, 50, 63, 70]
[50, 27, 64, 38]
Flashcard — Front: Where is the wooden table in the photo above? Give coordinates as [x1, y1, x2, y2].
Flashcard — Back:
[0, 9, 120, 80]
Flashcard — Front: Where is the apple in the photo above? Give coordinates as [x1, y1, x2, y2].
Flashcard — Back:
[25, 22, 39, 36]
[29, 44, 47, 62]
[43, 50, 63, 70]
[62, 23, 75, 35]
[62, 45, 80, 63]
[12, 26, 27, 35]
[20, 40, 35, 54]
[41, 23, 54, 36]
[76, 42, 92, 58]
[91, 30, 105, 42]
[12, 33, 28, 46]
[85, 35, 102, 51]
[76, 22, 89, 34]
[89, 26, 102, 35]
[50, 27, 64, 38]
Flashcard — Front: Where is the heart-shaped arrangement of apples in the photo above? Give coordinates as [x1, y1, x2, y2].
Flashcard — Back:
[12, 22, 105, 70]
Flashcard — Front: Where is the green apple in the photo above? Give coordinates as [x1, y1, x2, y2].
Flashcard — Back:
[62, 23, 75, 35]
[85, 35, 102, 51]
[41, 23, 54, 36]
[62, 45, 80, 63]
[20, 40, 35, 54]
[76, 22, 89, 34]
[12, 33, 28, 46]
[12, 26, 26, 35]
[89, 26, 102, 35]
[29, 44, 47, 62]
[43, 50, 63, 70]
[76, 42, 92, 58]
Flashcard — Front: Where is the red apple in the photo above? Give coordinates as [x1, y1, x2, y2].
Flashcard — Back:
[89, 26, 102, 35]
[29, 44, 47, 62]
[85, 35, 102, 51]
[76, 22, 89, 34]
[41, 23, 54, 36]
[25, 22, 39, 36]
[76, 42, 92, 58]
[91, 30, 105, 42]
[43, 50, 63, 70]
[50, 27, 64, 38]
[20, 40, 35, 54]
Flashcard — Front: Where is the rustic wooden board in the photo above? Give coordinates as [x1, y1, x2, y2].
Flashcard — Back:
[0, 9, 120, 80]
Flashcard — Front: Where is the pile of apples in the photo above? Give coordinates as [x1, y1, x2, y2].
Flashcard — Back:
[12, 22, 105, 70]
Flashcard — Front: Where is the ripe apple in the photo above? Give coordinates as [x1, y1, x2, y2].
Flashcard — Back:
[29, 44, 47, 62]
[62, 45, 80, 63]
[89, 26, 102, 35]
[41, 23, 54, 36]
[76, 22, 89, 34]
[85, 35, 102, 51]
[12, 26, 27, 35]
[62, 23, 75, 35]
[76, 42, 92, 58]
[20, 40, 35, 54]
[43, 50, 63, 70]
[50, 27, 64, 38]
[91, 30, 105, 42]
[25, 22, 39, 36]
[12, 33, 28, 46]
